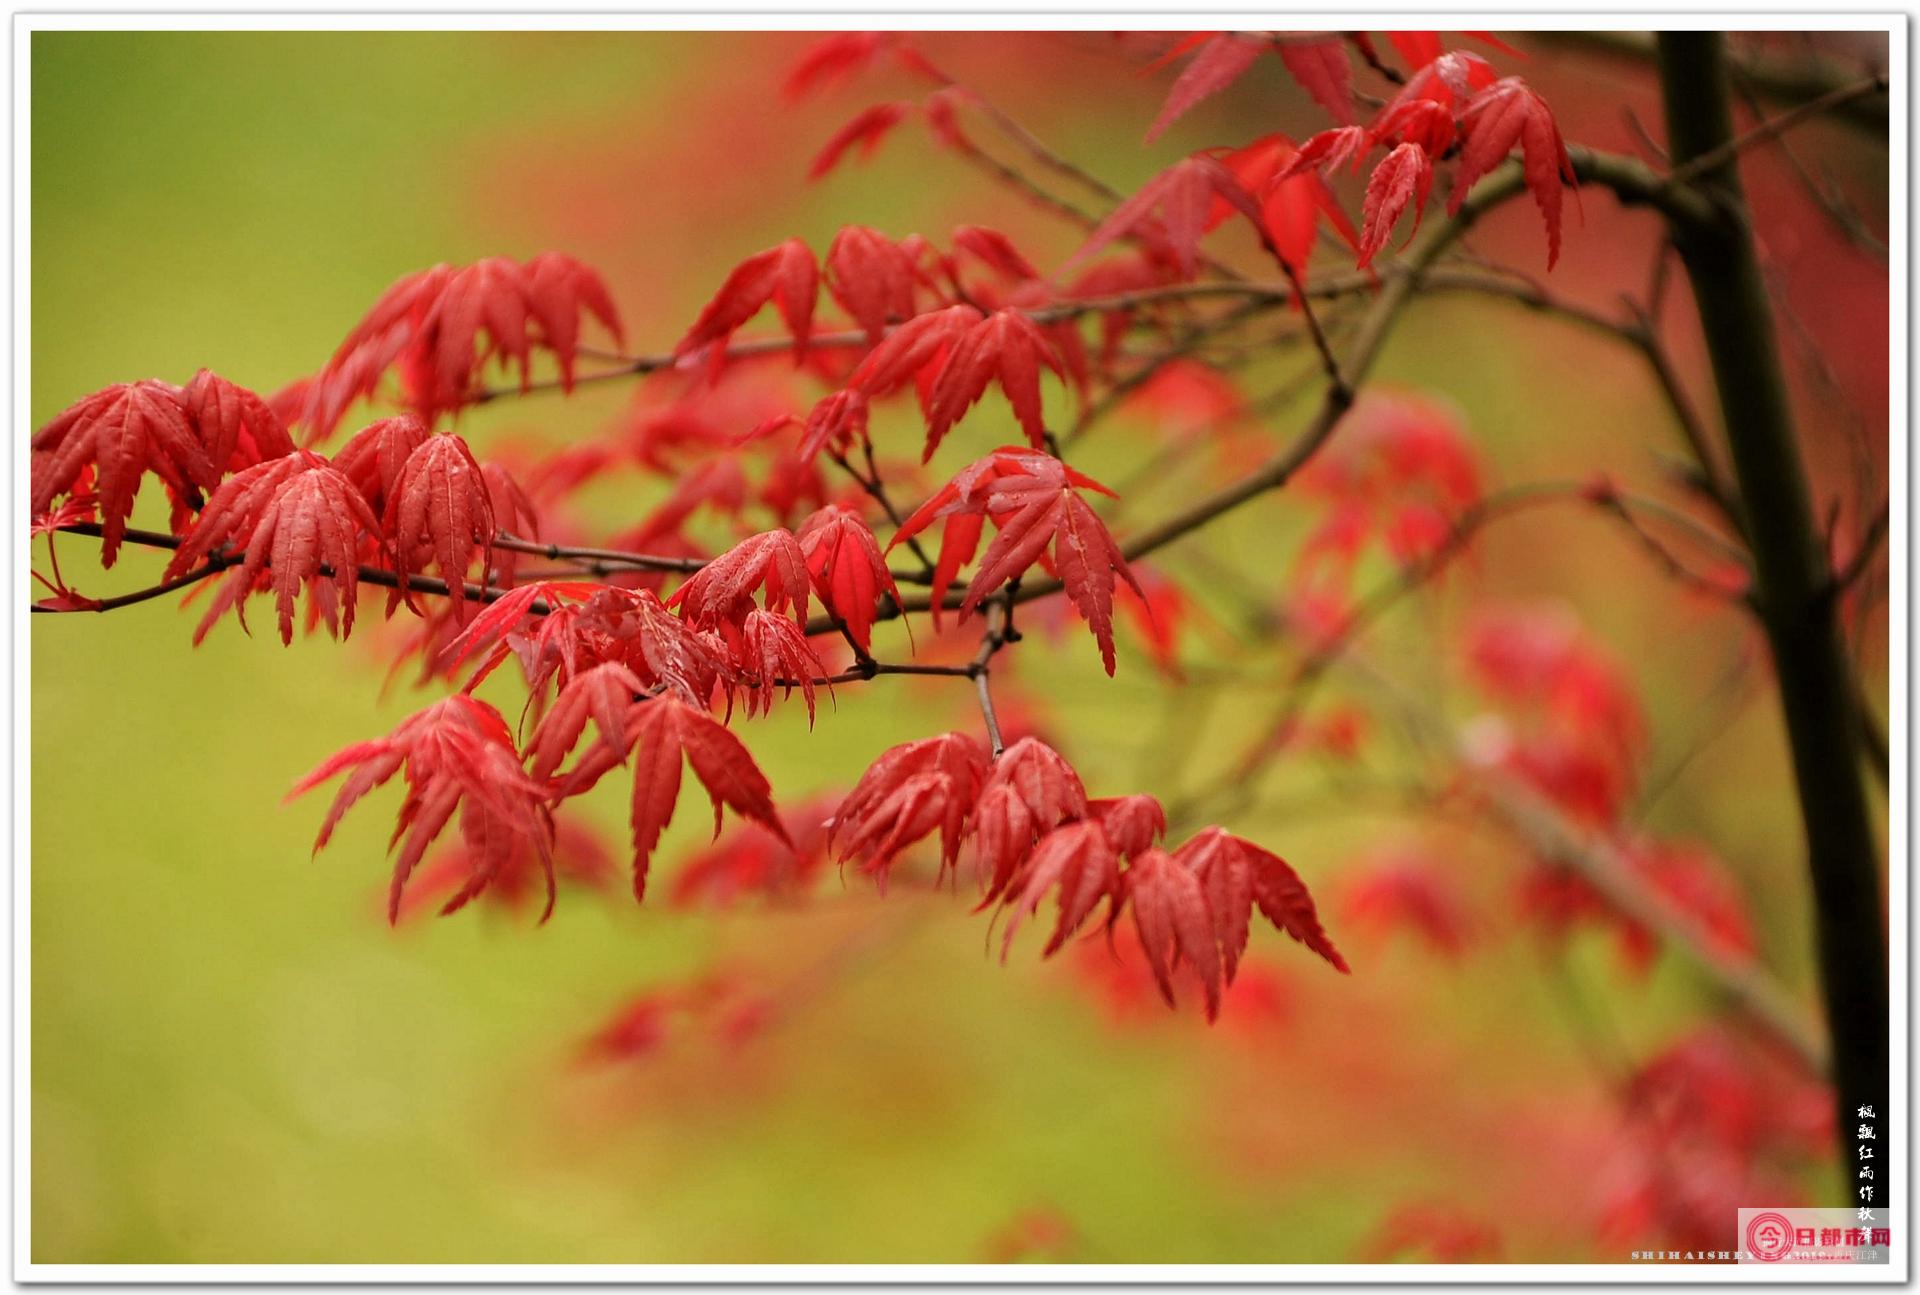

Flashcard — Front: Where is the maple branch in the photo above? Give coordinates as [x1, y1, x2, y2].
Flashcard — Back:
[828, 446, 935, 579]
[1534, 31, 1889, 137]
[489, 533, 705, 574]
[1728, 76, 1888, 261]
[795, 662, 976, 687]
[967, 593, 1015, 758]
[1665, 73, 1890, 184]
[1276, 262, 1348, 400]
[1176, 629, 1830, 1074]
[1371, 676, 1829, 1075]
[39, 524, 1025, 723]
[938, 126, 1110, 234]
[40, 560, 230, 613]
[1618, 303, 1743, 526]
[1063, 296, 1279, 445]
[1073, 150, 1730, 567]
[464, 281, 1333, 408]
[37, 522, 523, 613]
[1584, 488, 1752, 602]
[1346, 35, 1408, 87]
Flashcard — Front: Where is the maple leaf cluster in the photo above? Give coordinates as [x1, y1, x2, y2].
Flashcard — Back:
[1142, 32, 1575, 268]
[292, 252, 623, 439]
[27, 26, 1666, 1050]
[829, 732, 1347, 1018]
[31, 370, 295, 566]
[1596, 1024, 1835, 1251]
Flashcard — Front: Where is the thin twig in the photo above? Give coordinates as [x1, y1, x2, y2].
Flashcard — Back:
[1666, 73, 1890, 184]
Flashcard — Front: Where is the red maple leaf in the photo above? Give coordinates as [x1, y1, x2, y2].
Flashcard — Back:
[480, 458, 541, 585]
[1275, 35, 1356, 124]
[1387, 49, 1501, 113]
[523, 251, 624, 390]
[674, 238, 819, 365]
[1114, 565, 1189, 678]
[950, 225, 1043, 284]
[669, 796, 836, 909]
[1143, 32, 1266, 143]
[922, 308, 1068, 459]
[1173, 826, 1350, 979]
[1278, 124, 1373, 179]
[536, 692, 790, 901]
[1064, 154, 1270, 281]
[824, 225, 925, 344]
[301, 253, 622, 438]
[899, 448, 1142, 674]
[809, 101, 915, 180]
[796, 505, 905, 653]
[828, 731, 991, 882]
[780, 31, 938, 101]
[1089, 794, 1168, 858]
[996, 819, 1124, 959]
[844, 302, 982, 398]
[665, 528, 811, 629]
[291, 694, 554, 923]
[1451, 76, 1578, 266]
[972, 737, 1090, 902]
[385, 431, 497, 623]
[736, 607, 827, 723]
[1338, 849, 1476, 959]
[1383, 31, 1521, 71]
[400, 817, 616, 922]
[1371, 95, 1457, 155]
[329, 414, 431, 517]
[525, 661, 651, 784]
[181, 369, 296, 474]
[1359, 142, 1435, 266]
[798, 389, 872, 462]
[434, 578, 601, 681]
[1214, 134, 1360, 283]
[166, 450, 383, 644]
[1121, 846, 1224, 1019]
[32, 379, 221, 566]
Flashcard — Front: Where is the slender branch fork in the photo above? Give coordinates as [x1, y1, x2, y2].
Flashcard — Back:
[32, 61, 1885, 1097]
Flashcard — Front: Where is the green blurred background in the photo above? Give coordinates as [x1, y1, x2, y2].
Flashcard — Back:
[29, 31, 1887, 1264]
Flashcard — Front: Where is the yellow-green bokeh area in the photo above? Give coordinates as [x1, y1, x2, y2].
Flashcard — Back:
[30, 30, 1878, 1264]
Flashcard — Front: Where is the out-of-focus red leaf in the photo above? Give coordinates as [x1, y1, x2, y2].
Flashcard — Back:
[1276, 35, 1355, 123]
[809, 101, 914, 180]
[1144, 33, 1266, 142]
[674, 239, 819, 363]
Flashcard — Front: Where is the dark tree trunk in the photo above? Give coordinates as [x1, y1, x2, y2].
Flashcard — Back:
[1656, 31, 1888, 1188]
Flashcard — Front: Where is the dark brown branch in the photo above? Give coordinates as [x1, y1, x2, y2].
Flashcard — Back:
[1534, 31, 1889, 137]
[37, 522, 523, 613]
[490, 533, 705, 574]
[1667, 73, 1890, 184]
